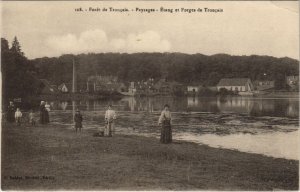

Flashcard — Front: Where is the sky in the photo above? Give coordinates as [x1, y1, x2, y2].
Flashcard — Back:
[1, 1, 299, 59]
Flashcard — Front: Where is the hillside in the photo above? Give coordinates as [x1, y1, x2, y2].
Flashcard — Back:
[31, 53, 299, 89]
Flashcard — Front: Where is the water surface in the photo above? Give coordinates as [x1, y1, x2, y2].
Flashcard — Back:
[46, 96, 299, 160]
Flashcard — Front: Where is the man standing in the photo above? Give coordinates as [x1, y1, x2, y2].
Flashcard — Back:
[15, 108, 22, 126]
[104, 105, 116, 137]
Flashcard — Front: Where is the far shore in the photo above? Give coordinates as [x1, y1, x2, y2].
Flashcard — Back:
[1, 122, 299, 190]
[24, 90, 299, 102]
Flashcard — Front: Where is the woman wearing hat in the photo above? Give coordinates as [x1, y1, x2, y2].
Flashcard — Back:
[158, 104, 172, 144]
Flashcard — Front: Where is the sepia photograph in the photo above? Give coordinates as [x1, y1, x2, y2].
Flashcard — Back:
[1, 1, 299, 190]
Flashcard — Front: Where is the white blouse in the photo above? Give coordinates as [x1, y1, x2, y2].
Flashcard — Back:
[105, 109, 117, 121]
[158, 110, 172, 124]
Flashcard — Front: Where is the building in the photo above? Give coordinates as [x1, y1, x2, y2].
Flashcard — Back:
[137, 78, 157, 95]
[217, 78, 254, 94]
[286, 75, 299, 91]
[154, 78, 185, 95]
[87, 75, 120, 92]
[153, 78, 172, 95]
[40, 79, 58, 94]
[253, 80, 275, 91]
[187, 85, 200, 93]
[58, 83, 69, 93]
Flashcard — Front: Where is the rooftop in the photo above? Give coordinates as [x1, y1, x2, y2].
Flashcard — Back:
[217, 78, 251, 86]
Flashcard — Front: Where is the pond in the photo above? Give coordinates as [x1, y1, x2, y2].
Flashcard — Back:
[46, 96, 299, 160]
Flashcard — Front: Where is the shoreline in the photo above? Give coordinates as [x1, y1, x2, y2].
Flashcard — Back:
[1, 123, 299, 190]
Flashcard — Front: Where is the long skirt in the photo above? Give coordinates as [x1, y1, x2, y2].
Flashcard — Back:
[39, 111, 45, 124]
[160, 121, 172, 144]
[44, 111, 49, 124]
[104, 121, 114, 137]
[75, 122, 82, 132]
[7, 111, 15, 123]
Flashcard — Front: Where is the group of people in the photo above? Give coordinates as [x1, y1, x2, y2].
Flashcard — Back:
[76, 104, 173, 144]
[6, 101, 173, 144]
[74, 105, 117, 136]
[6, 101, 51, 126]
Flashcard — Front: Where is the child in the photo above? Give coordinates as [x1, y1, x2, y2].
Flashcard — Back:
[29, 110, 36, 126]
[74, 109, 83, 133]
[15, 108, 22, 126]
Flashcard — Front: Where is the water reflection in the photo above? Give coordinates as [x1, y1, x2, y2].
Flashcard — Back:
[51, 96, 299, 118]
[175, 130, 299, 160]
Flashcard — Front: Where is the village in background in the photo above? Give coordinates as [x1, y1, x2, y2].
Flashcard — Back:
[1, 37, 299, 107]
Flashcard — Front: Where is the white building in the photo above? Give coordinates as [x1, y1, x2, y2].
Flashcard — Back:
[58, 83, 69, 93]
[217, 78, 254, 93]
[187, 85, 201, 93]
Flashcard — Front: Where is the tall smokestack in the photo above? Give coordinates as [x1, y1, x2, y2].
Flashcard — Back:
[72, 57, 77, 93]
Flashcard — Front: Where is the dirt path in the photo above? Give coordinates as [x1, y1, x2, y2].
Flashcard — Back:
[1, 123, 298, 190]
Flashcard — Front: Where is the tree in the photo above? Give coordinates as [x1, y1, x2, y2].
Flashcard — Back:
[1, 38, 9, 51]
[2, 37, 40, 106]
[10, 36, 24, 56]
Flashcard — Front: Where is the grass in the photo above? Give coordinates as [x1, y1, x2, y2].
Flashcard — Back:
[1, 123, 299, 190]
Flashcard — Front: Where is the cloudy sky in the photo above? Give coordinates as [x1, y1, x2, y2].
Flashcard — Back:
[1, 1, 299, 59]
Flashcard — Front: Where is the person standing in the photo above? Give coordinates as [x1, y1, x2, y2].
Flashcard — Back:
[158, 104, 172, 144]
[39, 101, 46, 124]
[29, 109, 36, 126]
[74, 109, 83, 133]
[15, 108, 22, 126]
[104, 105, 117, 137]
[45, 101, 50, 124]
[7, 101, 16, 123]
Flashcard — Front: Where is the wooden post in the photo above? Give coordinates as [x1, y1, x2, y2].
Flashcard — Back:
[72, 57, 77, 93]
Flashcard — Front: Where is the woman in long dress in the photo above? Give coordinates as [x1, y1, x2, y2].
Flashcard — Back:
[39, 101, 46, 124]
[7, 101, 16, 123]
[158, 104, 172, 144]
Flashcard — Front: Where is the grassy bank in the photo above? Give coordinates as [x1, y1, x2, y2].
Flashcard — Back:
[1, 123, 298, 190]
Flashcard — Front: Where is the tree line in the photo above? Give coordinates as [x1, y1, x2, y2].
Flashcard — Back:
[32, 52, 299, 90]
[2, 36, 299, 105]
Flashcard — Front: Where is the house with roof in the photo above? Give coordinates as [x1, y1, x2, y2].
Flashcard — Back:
[187, 85, 200, 93]
[58, 83, 69, 93]
[154, 78, 185, 95]
[153, 78, 171, 95]
[187, 84, 204, 94]
[217, 78, 254, 95]
[286, 75, 299, 91]
[253, 80, 275, 91]
[87, 75, 121, 92]
[40, 79, 59, 94]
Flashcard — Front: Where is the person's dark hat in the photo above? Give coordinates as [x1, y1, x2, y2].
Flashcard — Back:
[164, 104, 170, 108]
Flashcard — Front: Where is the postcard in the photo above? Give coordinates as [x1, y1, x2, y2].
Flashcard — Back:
[1, 1, 299, 190]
